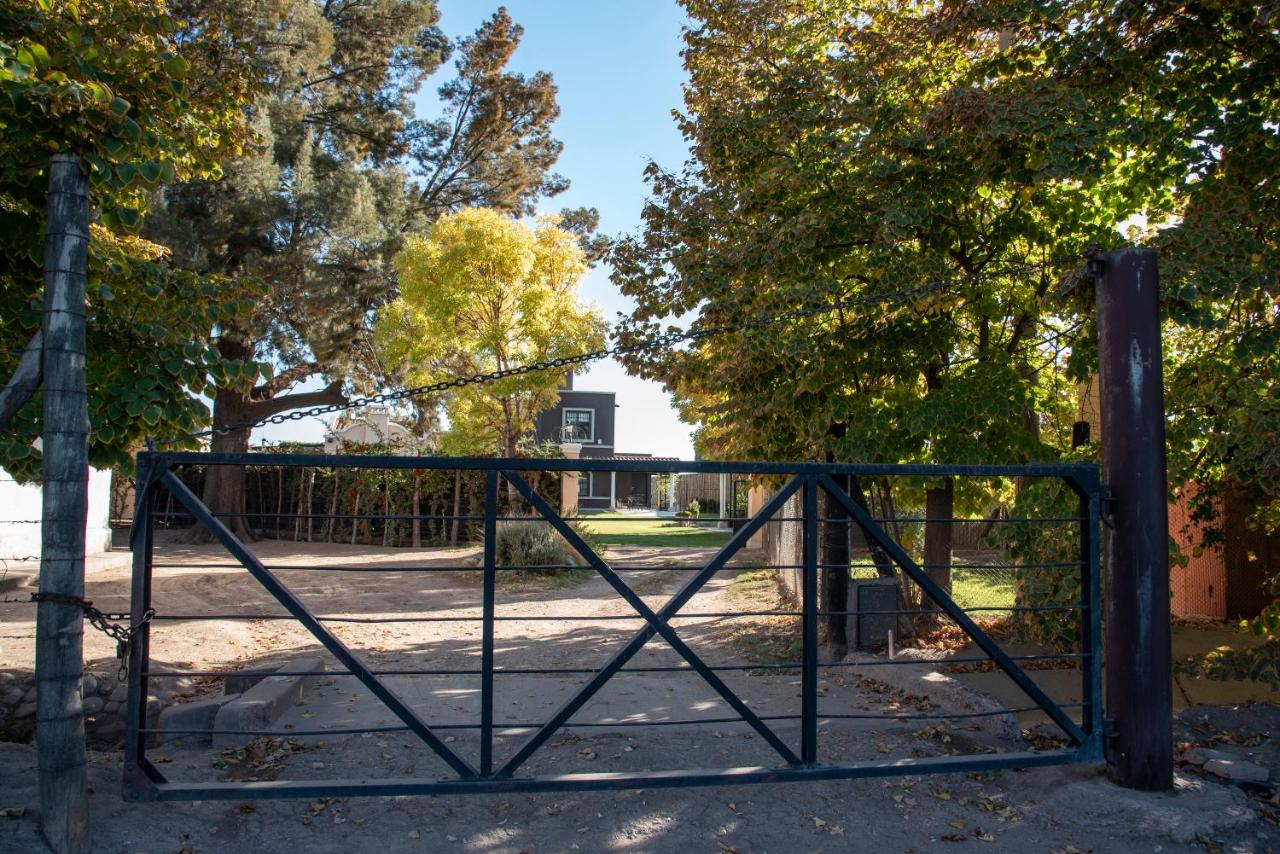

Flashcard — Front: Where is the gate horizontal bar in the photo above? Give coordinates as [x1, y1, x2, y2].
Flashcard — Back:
[130, 749, 1089, 802]
[144, 450, 1095, 479]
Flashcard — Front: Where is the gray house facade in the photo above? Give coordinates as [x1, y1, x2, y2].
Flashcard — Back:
[532, 373, 671, 509]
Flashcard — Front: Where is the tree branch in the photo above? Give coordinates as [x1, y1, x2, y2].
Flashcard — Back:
[0, 331, 42, 431]
[250, 361, 322, 401]
[246, 380, 346, 421]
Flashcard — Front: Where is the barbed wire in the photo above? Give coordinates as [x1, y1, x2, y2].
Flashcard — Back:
[152, 257, 1084, 447]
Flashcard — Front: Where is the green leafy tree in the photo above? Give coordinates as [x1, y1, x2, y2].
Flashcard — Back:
[375, 207, 606, 508]
[145, 3, 585, 537]
[0, 0, 261, 476]
[614, 0, 1277, 637]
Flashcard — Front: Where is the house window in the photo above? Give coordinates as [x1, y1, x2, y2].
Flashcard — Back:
[563, 408, 594, 442]
[578, 472, 591, 497]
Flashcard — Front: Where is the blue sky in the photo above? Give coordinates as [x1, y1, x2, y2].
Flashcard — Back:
[259, 0, 697, 457]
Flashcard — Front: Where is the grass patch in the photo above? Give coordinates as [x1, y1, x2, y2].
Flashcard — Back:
[497, 567, 593, 592]
[950, 568, 1016, 612]
[579, 511, 733, 548]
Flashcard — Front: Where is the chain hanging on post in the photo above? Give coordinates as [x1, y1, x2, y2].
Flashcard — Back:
[25, 592, 154, 679]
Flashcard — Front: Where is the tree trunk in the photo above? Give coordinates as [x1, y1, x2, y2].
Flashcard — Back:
[924, 478, 955, 597]
[411, 472, 421, 548]
[184, 351, 346, 543]
[351, 489, 360, 545]
[382, 475, 391, 547]
[504, 434, 522, 514]
[304, 470, 315, 542]
[274, 466, 284, 539]
[821, 466, 850, 659]
[450, 470, 462, 546]
[183, 384, 254, 542]
[325, 470, 339, 543]
[922, 364, 953, 602]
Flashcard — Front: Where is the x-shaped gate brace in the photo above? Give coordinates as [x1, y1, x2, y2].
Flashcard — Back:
[122, 453, 1102, 801]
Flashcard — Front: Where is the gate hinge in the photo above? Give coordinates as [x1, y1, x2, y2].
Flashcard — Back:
[1099, 488, 1117, 529]
[1102, 718, 1119, 764]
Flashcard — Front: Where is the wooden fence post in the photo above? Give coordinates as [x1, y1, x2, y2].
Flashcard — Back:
[36, 154, 91, 851]
[1096, 247, 1173, 791]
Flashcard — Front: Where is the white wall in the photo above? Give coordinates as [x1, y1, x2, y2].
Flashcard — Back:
[0, 466, 114, 561]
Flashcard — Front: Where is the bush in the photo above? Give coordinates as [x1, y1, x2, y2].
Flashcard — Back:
[495, 522, 566, 569]
[493, 519, 608, 571]
[687, 499, 700, 517]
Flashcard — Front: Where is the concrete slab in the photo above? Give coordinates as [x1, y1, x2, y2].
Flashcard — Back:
[213, 657, 325, 747]
[157, 692, 243, 747]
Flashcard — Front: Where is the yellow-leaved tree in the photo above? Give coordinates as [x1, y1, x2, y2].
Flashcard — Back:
[375, 207, 606, 508]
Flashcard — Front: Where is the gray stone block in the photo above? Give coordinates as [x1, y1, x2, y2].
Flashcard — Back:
[157, 693, 243, 746]
[81, 674, 98, 697]
[225, 672, 269, 696]
[14, 703, 35, 719]
[1182, 747, 1232, 766]
[213, 657, 325, 747]
[108, 683, 128, 703]
[1203, 758, 1270, 783]
[81, 696, 104, 716]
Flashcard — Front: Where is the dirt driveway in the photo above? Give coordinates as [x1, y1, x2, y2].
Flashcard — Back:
[1, 537, 1277, 851]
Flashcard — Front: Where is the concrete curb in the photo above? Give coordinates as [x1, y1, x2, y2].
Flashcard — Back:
[212, 657, 326, 747]
[156, 692, 243, 747]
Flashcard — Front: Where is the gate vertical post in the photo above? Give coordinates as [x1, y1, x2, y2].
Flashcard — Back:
[480, 470, 498, 775]
[1096, 248, 1173, 790]
[801, 477, 818, 764]
[124, 453, 157, 797]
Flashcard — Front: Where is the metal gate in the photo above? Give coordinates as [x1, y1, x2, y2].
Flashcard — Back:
[123, 452, 1101, 801]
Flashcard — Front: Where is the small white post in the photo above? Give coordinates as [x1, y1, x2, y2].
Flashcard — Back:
[609, 471, 616, 508]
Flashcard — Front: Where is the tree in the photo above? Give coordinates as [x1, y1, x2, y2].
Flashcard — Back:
[612, 0, 1115, 602]
[144, 3, 582, 538]
[615, 0, 1278, 650]
[374, 207, 605, 509]
[0, 0, 262, 476]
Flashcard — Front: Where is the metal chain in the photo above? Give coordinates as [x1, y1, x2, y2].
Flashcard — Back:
[11, 592, 155, 678]
[153, 257, 1080, 447]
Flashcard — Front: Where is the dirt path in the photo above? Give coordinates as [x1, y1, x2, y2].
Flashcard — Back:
[1, 539, 1277, 851]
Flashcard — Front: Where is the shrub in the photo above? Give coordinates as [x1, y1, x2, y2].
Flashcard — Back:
[493, 519, 608, 571]
[494, 522, 565, 569]
[687, 500, 700, 517]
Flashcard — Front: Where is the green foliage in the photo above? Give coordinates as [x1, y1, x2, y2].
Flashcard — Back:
[615, 0, 1279, 670]
[375, 207, 606, 459]
[494, 521, 567, 569]
[145, 3, 584, 456]
[990, 467, 1091, 652]
[0, 0, 262, 475]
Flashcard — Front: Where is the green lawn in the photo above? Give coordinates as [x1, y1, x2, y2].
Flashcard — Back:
[579, 511, 733, 548]
[950, 568, 1017, 611]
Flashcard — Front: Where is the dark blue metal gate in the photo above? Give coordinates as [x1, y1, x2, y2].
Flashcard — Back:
[123, 452, 1102, 801]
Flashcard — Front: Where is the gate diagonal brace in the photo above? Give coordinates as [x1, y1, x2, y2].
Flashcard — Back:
[815, 474, 1088, 746]
[159, 469, 479, 779]
[498, 472, 806, 776]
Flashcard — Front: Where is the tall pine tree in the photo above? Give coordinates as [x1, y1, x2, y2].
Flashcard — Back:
[147, 3, 578, 535]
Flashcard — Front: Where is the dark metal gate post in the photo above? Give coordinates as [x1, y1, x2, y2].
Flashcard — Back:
[1096, 248, 1173, 790]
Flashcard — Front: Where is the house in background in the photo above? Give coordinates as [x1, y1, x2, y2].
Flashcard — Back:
[1077, 377, 1275, 620]
[533, 373, 675, 509]
[324, 408, 414, 452]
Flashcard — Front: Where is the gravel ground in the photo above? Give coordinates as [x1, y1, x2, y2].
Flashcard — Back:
[0, 730, 1275, 853]
[2, 538, 1279, 851]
